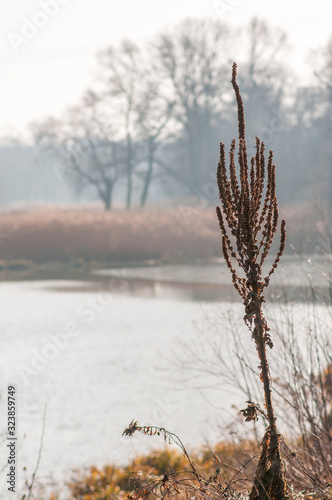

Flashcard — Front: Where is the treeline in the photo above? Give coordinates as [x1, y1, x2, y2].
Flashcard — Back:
[3, 17, 332, 210]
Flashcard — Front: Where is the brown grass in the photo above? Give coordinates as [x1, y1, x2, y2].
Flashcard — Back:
[0, 202, 322, 266]
[0, 205, 220, 264]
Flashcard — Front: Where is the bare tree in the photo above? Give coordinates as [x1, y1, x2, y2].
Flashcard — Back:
[243, 18, 288, 88]
[312, 35, 332, 210]
[314, 35, 332, 102]
[33, 91, 123, 210]
[135, 77, 175, 207]
[237, 18, 289, 139]
[96, 40, 143, 208]
[152, 19, 233, 192]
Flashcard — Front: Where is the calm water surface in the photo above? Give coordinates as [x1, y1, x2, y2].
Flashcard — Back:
[0, 258, 331, 498]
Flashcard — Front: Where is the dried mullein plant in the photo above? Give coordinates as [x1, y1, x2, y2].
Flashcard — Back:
[216, 63, 288, 500]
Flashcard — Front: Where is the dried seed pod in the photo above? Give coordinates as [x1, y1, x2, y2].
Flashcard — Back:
[216, 63, 288, 500]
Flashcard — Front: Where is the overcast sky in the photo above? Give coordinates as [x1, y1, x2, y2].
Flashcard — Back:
[1, 0, 331, 138]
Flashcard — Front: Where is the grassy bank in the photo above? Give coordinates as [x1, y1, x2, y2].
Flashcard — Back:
[32, 433, 331, 500]
[0, 203, 322, 271]
[0, 205, 221, 265]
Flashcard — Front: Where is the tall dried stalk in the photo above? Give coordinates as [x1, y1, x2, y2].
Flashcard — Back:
[216, 63, 287, 500]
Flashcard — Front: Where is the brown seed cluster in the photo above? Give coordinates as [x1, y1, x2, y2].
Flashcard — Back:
[216, 63, 288, 500]
[216, 62, 286, 338]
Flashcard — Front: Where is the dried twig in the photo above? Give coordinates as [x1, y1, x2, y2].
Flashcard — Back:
[22, 405, 47, 500]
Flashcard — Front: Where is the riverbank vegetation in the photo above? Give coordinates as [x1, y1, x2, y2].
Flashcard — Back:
[0, 201, 327, 275]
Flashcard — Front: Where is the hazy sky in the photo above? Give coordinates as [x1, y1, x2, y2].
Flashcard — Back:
[1, 0, 332, 138]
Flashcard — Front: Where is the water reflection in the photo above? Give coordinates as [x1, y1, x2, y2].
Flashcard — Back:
[42, 257, 332, 303]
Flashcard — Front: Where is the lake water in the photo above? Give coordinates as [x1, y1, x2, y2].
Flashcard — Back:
[0, 258, 331, 498]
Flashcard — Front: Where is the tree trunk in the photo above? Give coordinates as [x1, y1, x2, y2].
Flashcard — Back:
[126, 132, 133, 209]
[187, 127, 199, 191]
[103, 183, 113, 211]
[329, 164, 332, 213]
[140, 140, 154, 208]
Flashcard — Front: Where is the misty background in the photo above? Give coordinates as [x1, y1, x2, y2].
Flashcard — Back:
[0, 1, 332, 213]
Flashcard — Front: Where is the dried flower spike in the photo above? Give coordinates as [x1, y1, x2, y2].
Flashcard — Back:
[216, 62, 288, 500]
